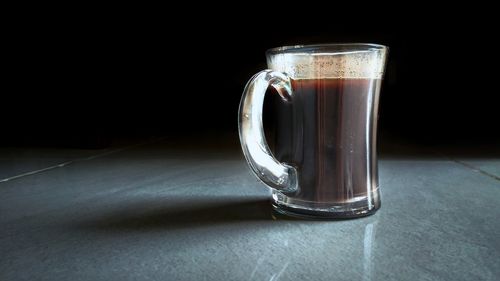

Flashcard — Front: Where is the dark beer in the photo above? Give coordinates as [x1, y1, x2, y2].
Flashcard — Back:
[272, 78, 381, 204]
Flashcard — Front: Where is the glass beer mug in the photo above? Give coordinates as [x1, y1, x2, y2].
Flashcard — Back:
[239, 44, 388, 218]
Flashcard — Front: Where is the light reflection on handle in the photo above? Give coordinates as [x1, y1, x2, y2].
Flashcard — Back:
[238, 70, 297, 193]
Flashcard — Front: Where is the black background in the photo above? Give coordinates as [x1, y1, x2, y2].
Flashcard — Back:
[4, 7, 499, 147]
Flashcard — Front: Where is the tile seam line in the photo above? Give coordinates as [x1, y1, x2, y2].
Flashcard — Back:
[432, 149, 500, 182]
[448, 158, 500, 182]
[0, 137, 166, 184]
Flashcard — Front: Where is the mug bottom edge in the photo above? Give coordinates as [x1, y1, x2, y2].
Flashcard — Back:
[271, 189, 381, 220]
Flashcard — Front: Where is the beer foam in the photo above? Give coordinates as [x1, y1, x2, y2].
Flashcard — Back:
[267, 47, 387, 79]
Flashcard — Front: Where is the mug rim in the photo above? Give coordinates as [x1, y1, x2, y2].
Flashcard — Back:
[266, 43, 388, 56]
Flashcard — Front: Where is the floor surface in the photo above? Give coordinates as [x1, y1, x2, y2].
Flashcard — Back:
[1, 136, 499, 281]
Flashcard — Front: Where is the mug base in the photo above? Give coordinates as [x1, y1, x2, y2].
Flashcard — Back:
[271, 189, 380, 219]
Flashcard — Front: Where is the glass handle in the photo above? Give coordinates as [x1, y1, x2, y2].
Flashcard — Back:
[238, 70, 298, 193]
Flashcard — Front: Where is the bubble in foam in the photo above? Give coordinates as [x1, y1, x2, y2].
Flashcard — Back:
[267, 50, 387, 79]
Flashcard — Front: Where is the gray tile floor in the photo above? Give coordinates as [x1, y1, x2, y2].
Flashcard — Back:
[1, 137, 499, 281]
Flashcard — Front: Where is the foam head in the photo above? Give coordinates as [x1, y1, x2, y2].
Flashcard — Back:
[266, 44, 387, 79]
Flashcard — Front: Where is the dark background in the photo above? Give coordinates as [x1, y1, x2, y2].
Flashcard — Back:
[4, 8, 499, 148]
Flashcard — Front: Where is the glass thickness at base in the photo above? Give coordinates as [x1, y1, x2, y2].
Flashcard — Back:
[271, 189, 381, 219]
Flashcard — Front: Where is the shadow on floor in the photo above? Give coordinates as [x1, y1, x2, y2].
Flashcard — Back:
[74, 196, 301, 233]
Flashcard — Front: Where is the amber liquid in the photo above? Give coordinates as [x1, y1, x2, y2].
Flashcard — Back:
[271, 78, 381, 203]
